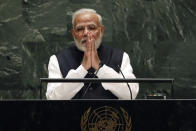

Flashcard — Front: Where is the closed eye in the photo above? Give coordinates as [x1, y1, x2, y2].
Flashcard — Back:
[76, 26, 84, 32]
[88, 25, 96, 30]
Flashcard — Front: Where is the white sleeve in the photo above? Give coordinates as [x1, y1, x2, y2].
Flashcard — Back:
[97, 52, 139, 99]
[46, 55, 88, 100]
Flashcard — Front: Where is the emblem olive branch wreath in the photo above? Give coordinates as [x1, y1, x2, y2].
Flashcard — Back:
[81, 106, 132, 131]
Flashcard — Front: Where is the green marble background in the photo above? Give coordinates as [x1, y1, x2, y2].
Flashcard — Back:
[0, 0, 196, 99]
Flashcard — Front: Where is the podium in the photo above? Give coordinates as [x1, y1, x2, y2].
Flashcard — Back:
[0, 100, 195, 131]
[0, 78, 184, 131]
[40, 78, 175, 99]
[1, 78, 195, 131]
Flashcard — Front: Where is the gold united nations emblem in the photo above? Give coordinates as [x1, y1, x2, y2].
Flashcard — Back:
[81, 106, 132, 131]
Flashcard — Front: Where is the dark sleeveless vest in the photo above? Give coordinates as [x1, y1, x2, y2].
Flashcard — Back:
[56, 44, 124, 99]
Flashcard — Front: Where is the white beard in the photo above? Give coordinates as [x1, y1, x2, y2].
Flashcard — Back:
[74, 32, 102, 52]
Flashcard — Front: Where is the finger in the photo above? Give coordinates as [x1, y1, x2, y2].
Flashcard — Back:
[86, 32, 93, 51]
[91, 38, 95, 51]
[87, 44, 91, 52]
[88, 32, 96, 50]
[88, 31, 94, 40]
[86, 38, 91, 52]
[91, 38, 96, 52]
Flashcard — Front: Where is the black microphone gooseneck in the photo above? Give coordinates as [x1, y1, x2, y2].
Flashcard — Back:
[82, 63, 103, 97]
[117, 65, 133, 99]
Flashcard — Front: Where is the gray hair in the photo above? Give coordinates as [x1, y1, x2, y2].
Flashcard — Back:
[72, 8, 103, 27]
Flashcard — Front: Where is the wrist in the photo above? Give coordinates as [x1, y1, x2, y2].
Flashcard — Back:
[95, 61, 103, 70]
[82, 63, 90, 70]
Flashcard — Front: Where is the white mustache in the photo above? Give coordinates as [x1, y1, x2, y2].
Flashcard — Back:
[81, 37, 88, 43]
[74, 32, 102, 52]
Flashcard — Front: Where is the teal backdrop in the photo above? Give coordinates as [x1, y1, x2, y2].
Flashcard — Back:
[0, 0, 196, 99]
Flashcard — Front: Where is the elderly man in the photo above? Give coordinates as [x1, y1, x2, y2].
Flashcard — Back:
[46, 8, 139, 99]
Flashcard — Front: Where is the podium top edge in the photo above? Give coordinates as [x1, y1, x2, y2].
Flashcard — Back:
[39, 78, 174, 83]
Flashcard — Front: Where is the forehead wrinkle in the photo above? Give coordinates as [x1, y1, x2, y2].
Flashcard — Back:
[75, 22, 97, 28]
[74, 13, 100, 27]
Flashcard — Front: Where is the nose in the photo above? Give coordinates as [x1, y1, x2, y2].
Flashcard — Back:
[83, 27, 89, 36]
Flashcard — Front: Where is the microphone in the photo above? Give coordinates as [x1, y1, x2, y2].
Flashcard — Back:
[117, 65, 133, 99]
[82, 62, 103, 97]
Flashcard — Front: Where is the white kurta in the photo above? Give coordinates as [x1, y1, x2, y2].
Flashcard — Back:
[46, 52, 139, 100]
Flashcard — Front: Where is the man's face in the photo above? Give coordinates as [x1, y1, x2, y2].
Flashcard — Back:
[72, 12, 104, 51]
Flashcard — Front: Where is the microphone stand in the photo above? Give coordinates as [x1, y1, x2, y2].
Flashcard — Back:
[117, 65, 133, 99]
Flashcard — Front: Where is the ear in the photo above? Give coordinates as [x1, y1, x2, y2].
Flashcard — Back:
[72, 29, 75, 38]
[100, 25, 104, 36]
